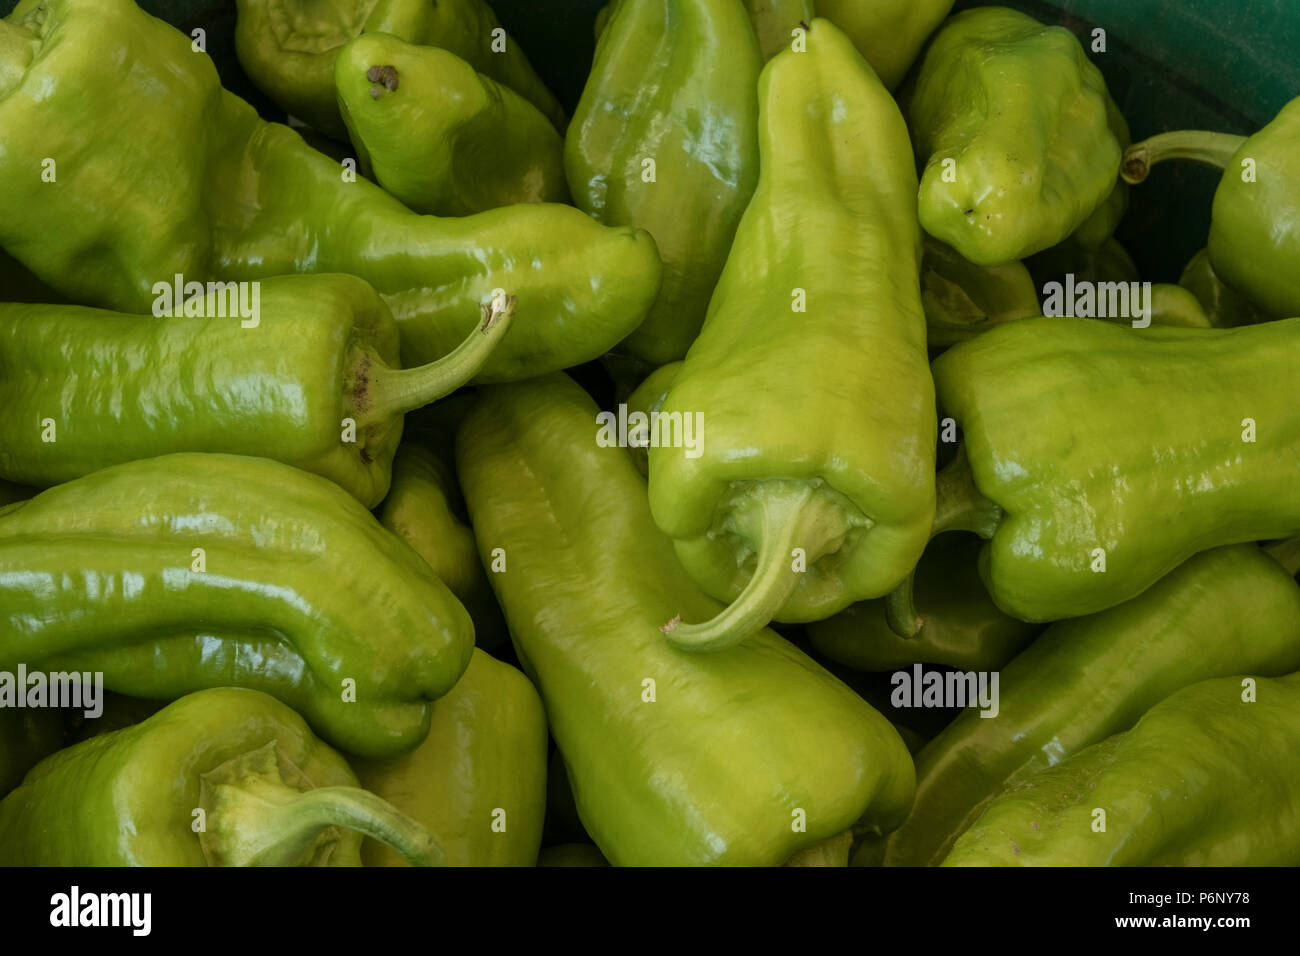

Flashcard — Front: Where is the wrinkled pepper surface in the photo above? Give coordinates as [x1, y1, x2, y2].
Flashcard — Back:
[0, 688, 442, 866]
[352, 649, 548, 866]
[861, 543, 1300, 866]
[456, 373, 915, 866]
[0, 0, 660, 384]
[809, 533, 1040, 673]
[818, 0, 954, 89]
[335, 33, 568, 215]
[378, 442, 508, 650]
[235, 0, 566, 139]
[0, 453, 473, 758]
[944, 672, 1300, 866]
[919, 316, 1300, 622]
[566, 0, 762, 365]
[909, 7, 1126, 265]
[650, 19, 936, 650]
[1121, 97, 1300, 317]
[0, 275, 512, 508]
[743, 0, 813, 60]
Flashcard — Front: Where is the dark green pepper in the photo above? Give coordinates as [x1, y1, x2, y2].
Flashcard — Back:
[566, 0, 762, 364]
[0, 247, 64, 304]
[335, 33, 568, 216]
[818, 0, 954, 89]
[1179, 247, 1270, 328]
[0, 275, 512, 508]
[909, 7, 1126, 265]
[904, 317, 1300, 623]
[352, 650, 548, 866]
[944, 671, 1300, 866]
[650, 19, 935, 650]
[1122, 98, 1300, 317]
[0, 453, 473, 758]
[0, 0, 661, 384]
[378, 442, 509, 651]
[808, 533, 1040, 673]
[860, 543, 1300, 866]
[920, 238, 1042, 349]
[0, 688, 442, 866]
[235, 0, 566, 139]
[456, 373, 915, 866]
[0, 479, 32, 506]
[1024, 235, 1139, 291]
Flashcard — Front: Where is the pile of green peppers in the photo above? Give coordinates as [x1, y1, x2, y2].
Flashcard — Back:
[0, 0, 1297, 870]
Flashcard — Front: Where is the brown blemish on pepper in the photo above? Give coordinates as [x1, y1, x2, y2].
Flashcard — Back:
[352, 352, 372, 415]
[366, 65, 400, 100]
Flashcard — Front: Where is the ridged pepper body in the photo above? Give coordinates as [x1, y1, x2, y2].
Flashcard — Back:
[648, 19, 935, 645]
[909, 7, 1124, 265]
[353, 649, 548, 866]
[944, 672, 1300, 866]
[933, 317, 1300, 621]
[0, 688, 441, 866]
[335, 33, 568, 216]
[0, 453, 473, 758]
[859, 545, 1300, 866]
[566, 0, 762, 364]
[0, 0, 660, 384]
[234, 0, 565, 139]
[456, 374, 915, 866]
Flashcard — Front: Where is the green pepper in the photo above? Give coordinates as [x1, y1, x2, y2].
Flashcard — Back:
[0, 453, 473, 758]
[456, 373, 915, 866]
[860, 544, 1300, 866]
[1178, 247, 1270, 328]
[1024, 235, 1139, 291]
[909, 7, 1125, 265]
[920, 238, 1042, 349]
[378, 442, 509, 651]
[0, 708, 66, 797]
[808, 533, 1040, 673]
[0, 479, 31, 507]
[1121, 98, 1300, 317]
[743, 0, 814, 60]
[351, 650, 548, 866]
[0, 688, 443, 866]
[234, 0, 566, 140]
[0, 274, 512, 508]
[335, 33, 568, 216]
[1146, 283, 1212, 328]
[0, 0, 661, 385]
[566, 0, 762, 365]
[817, 0, 953, 89]
[944, 671, 1300, 866]
[902, 317, 1300, 624]
[623, 360, 684, 476]
[649, 19, 936, 650]
[0, 247, 64, 305]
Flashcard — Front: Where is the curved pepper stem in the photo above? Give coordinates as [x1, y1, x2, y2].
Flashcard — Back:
[1120, 131, 1247, 185]
[661, 483, 854, 652]
[884, 446, 1003, 638]
[1264, 536, 1300, 578]
[203, 774, 444, 867]
[353, 292, 517, 428]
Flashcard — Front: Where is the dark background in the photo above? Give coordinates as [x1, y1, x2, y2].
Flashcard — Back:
[4, 0, 1298, 279]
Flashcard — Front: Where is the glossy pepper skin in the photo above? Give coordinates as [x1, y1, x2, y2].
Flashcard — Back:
[909, 7, 1125, 265]
[566, 0, 762, 365]
[0, 453, 473, 758]
[926, 317, 1300, 622]
[335, 34, 568, 216]
[0, 688, 442, 866]
[0, 0, 661, 384]
[378, 442, 508, 651]
[0, 708, 65, 797]
[0, 275, 512, 508]
[920, 238, 1042, 350]
[809, 533, 1040, 673]
[1179, 248, 1269, 328]
[235, 0, 565, 140]
[456, 374, 915, 867]
[650, 19, 936, 650]
[1121, 98, 1300, 317]
[352, 649, 548, 867]
[860, 544, 1300, 866]
[743, 0, 813, 60]
[944, 672, 1300, 866]
[818, 0, 954, 89]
